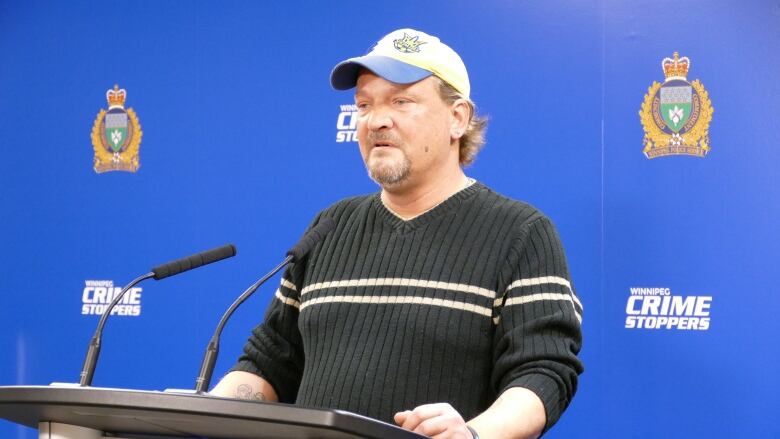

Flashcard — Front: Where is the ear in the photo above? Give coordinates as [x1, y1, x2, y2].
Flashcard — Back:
[449, 99, 472, 141]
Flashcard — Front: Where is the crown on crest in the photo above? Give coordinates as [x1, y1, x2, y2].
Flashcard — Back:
[106, 84, 127, 108]
[662, 52, 690, 81]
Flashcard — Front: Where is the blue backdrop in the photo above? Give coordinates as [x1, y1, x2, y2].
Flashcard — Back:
[1, 1, 777, 437]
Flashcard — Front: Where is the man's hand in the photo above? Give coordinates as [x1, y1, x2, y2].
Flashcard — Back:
[394, 403, 473, 438]
[394, 388, 545, 439]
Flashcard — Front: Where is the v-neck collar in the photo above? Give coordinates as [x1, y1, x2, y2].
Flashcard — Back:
[373, 181, 484, 234]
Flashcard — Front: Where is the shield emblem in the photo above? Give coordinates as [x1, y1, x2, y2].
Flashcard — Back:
[104, 109, 129, 153]
[659, 84, 692, 133]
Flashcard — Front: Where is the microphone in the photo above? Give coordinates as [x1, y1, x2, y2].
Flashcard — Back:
[195, 217, 336, 393]
[79, 244, 237, 387]
[152, 244, 237, 280]
[286, 216, 336, 262]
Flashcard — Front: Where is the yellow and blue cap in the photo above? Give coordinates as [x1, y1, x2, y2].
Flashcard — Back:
[330, 28, 470, 99]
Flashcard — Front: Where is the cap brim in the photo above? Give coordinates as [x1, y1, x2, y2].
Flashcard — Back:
[330, 55, 433, 90]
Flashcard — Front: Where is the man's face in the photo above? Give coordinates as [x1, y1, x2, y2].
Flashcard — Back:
[354, 72, 455, 189]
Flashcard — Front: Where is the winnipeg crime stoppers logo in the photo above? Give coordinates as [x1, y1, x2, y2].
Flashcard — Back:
[639, 52, 714, 159]
[82, 280, 142, 316]
[393, 32, 426, 53]
[336, 104, 358, 143]
[625, 287, 711, 330]
[91, 84, 142, 173]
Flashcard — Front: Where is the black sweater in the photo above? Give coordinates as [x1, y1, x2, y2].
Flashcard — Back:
[232, 182, 583, 431]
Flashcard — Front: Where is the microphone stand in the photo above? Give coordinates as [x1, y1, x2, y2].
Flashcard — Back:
[79, 272, 155, 387]
[195, 256, 292, 394]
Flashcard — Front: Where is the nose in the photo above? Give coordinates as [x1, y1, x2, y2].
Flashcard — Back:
[366, 106, 394, 131]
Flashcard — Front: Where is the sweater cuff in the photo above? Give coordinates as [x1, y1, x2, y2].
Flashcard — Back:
[504, 373, 564, 433]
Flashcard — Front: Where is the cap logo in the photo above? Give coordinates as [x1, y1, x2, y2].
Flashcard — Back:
[393, 33, 426, 53]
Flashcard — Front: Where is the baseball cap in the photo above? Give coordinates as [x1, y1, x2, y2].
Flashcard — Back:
[330, 28, 470, 98]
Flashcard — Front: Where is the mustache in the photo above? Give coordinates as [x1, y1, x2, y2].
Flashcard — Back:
[366, 132, 402, 145]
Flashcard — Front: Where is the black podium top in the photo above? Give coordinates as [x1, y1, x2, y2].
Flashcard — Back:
[0, 386, 425, 439]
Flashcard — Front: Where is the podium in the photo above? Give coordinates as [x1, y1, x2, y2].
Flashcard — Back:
[0, 386, 425, 438]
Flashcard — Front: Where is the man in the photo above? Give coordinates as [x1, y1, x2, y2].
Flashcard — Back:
[212, 29, 583, 439]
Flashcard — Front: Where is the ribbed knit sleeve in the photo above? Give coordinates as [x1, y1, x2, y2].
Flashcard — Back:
[492, 216, 584, 432]
[230, 261, 306, 403]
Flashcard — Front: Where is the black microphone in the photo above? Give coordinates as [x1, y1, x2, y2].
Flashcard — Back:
[195, 217, 336, 393]
[152, 244, 237, 280]
[79, 244, 237, 387]
[286, 216, 336, 262]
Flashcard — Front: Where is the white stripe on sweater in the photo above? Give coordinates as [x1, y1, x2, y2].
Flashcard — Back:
[274, 289, 300, 309]
[301, 278, 495, 299]
[503, 293, 583, 323]
[280, 278, 297, 291]
[497, 276, 583, 310]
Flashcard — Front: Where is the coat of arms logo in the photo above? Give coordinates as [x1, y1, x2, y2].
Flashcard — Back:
[91, 84, 142, 173]
[639, 52, 714, 159]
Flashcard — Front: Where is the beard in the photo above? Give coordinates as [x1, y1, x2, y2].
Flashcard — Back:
[363, 131, 412, 187]
[365, 149, 412, 187]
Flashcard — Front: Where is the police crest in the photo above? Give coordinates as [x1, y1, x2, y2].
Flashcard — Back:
[91, 84, 142, 173]
[639, 53, 713, 159]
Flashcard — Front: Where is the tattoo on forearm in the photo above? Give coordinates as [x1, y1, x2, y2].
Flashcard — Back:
[235, 384, 265, 401]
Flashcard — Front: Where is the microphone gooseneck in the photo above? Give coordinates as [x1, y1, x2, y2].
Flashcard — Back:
[195, 218, 336, 393]
[79, 244, 237, 387]
[79, 272, 154, 387]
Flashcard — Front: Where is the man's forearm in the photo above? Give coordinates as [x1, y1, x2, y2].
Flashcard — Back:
[467, 387, 546, 439]
[209, 370, 279, 402]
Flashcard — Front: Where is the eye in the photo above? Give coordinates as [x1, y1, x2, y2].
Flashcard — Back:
[356, 102, 370, 112]
[394, 98, 411, 106]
